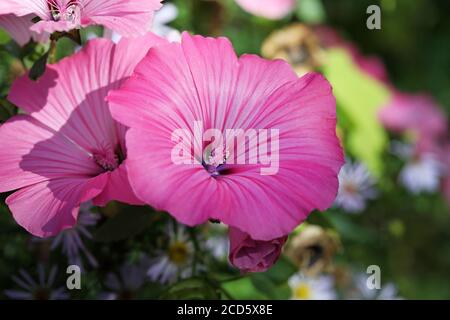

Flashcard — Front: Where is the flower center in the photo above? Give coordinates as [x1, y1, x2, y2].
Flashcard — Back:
[294, 284, 312, 300]
[33, 288, 51, 300]
[168, 241, 189, 266]
[202, 146, 230, 177]
[93, 146, 120, 172]
[48, 0, 81, 24]
[343, 182, 358, 194]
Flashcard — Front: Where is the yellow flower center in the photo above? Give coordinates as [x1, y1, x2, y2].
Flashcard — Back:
[168, 241, 189, 266]
[294, 284, 312, 300]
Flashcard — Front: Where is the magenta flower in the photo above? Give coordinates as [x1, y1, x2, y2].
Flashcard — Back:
[235, 0, 296, 20]
[109, 32, 344, 241]
[228, 227, 287, 273]
[0, 33, 166, 237]
[2, 0, 162, 36]
[379, 92, 448, 140]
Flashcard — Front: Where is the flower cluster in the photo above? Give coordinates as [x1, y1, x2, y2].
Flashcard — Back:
[1, 0, 449, 301]
[0, 0, 344, 277]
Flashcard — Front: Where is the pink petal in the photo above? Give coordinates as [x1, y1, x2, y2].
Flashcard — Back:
[93, 161, 144, 206]
[235, 0, 296, 20]
[0, 14, 44, 46]
[8, 34, 166, 153]
[6, 175, 108, 237]
[0, 1, 46, 17]
[110, 33, 344, 240]
[30, 20, 74, 34]
[0, 115, 101, 193]
[82, 0, 163, 37]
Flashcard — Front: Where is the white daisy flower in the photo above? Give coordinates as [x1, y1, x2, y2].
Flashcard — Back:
[335, 161, 377, 213]
[151, 2, 181, 42]
[101, 263, 147, 300]
[400, 155, 443, 194]
[50, 203, 99, 270]
[288, 273, 337, 300]
[352, 273, 401, 300]
[4, 265, 69, 300]
[392, 141, 444, 194]
[147, 225, 194, 284]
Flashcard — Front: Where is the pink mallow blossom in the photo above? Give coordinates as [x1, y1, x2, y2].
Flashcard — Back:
[108, 32, 344, 241]
[235, 0, 296, 20]
[0, 33, 166, 237]
[1, 0, 162, 37]
[379, 92, 448, 141]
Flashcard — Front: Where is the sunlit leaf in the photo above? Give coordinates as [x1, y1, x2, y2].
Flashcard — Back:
[297, 0, 326, 24]
[322, 49, 391, 176]
[160, 278, 221, 300]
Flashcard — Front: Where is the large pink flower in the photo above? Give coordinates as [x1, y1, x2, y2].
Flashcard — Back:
[1, 0, 162, 36]
[0, 33, 166, 237]
[235, 0, 296, 20]
[379, 92, 448, 140]
[109, 32, 344, 241]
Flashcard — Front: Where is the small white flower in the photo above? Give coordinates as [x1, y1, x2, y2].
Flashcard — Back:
[4, 265, 69, 300]
[147, 225, 195, 284]
[101, 263, 147, 300]
[392, 141, 444, 194]
[335, 161, 377, 213]
[288, 273, 337, 300]
[152, 3, 181, 42]
[400, 154, 443, 194]
[352, 273, 401, 300]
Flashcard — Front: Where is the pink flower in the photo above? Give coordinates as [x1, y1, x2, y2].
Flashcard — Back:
[379, 92, 448, 140]
[108, 32, 344, 241]
[235, 0, 296, 20]
[228, 227, 287, 273]
[2, 0, 162, 37]
[0, 14, 46, 46]
[0, 33, 166, 237]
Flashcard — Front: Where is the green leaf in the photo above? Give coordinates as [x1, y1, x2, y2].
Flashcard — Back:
[93, 207, 155, 242]
[222, 277, 266, 300]
[160, 278, 221, 300]
[263, 256, 297, 285]
[29, 50, 49, 81]
[0, 29, 11, 45]
[250, 273, 291, 299]
[297, 0, 326, 24]
[325, 211, 376, 243]
[322, 49, 391, 177]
